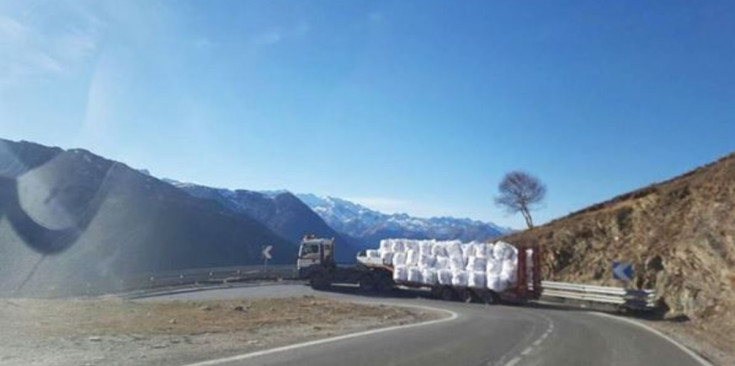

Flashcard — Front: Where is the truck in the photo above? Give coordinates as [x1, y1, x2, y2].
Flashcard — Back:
[296, 235, 542, 304]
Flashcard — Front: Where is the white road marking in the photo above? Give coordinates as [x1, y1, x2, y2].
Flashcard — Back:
[498, 310, 555, 366]
[588, 312, 713, 366]
[181, 304, 459, 366]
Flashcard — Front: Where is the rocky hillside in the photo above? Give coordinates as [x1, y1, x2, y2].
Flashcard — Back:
[167, 181, 363, 262]
[0, 139, 295, 296]
[505, 153, 735, 326]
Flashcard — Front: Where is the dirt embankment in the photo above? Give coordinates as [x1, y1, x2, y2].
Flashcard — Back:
[0, 296, 436, 366]
[505, 153, 735, 364]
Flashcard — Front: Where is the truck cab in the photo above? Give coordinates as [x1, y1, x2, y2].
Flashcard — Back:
[297, 236, 335, 275]
[297, 235, 393, 291]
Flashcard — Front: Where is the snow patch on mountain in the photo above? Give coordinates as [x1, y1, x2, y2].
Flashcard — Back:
[294, 193, 512, 245]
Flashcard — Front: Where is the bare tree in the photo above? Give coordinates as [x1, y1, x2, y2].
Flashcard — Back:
[495, 171, 546, 228]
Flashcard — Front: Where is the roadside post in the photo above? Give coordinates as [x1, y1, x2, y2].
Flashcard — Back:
[262, 245, 273, 274]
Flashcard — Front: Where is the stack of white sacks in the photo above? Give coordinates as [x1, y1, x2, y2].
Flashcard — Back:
[377, 239, 527, 293]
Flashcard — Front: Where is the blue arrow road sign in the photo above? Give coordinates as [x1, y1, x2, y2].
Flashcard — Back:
[612, 261, 634, 281]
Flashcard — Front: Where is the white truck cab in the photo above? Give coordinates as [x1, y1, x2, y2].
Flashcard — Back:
[297, 235, 335, 271]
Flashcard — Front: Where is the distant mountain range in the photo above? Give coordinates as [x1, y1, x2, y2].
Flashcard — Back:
[294, 194, 511, 246]
[165, 181, 361, 263]
[170, 183, 510, 257]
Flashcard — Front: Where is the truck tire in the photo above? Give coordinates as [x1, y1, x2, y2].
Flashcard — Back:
[480, 290, 499, 305]
[310, 273, 329, 290]
[457, 288, 473, 303]
[359, 275, 376, 292]
[440, 286, 456, 301]
[376, 275, 394, 293]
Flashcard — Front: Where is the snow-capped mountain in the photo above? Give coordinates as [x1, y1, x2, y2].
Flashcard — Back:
[165, 180, 363, 262]
[294, 193, 512, 246]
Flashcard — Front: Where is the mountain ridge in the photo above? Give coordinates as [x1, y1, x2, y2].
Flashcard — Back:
[294, 193, 511, 245]
[0, 138, 296, 296]
[166, 180, 363, 262]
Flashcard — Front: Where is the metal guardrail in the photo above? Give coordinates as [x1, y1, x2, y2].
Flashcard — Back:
[541, 281, 658, 310]
[119, 265, 299, 292]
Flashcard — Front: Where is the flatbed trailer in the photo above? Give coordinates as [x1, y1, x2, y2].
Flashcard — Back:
[297, 236, 542, 304]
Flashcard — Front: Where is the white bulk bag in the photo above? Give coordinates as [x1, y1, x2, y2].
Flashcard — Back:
[419, 253, 436, 268]
[419, 240, 433, 255]
[500, 259, 518, 284]
[393, 265, 408, 282]
[435, 256, 449, 270]
[445, 241, 462, 258]
[408, 267, 423, 283]
[451, 270, 468, 287]
[486, 274, 507, 292]
[381, 251, 394, 266]
[466, 256, 487, 272]
[421, 268, 438, 285]
[391, 240, 406, 253]
[471, 241, 487, 258]
[468, 271, 486, 289]
[405, 240, 420, 252]
[366, 249, 380, 258]
[500, 270, 517, 285]
[380, 239, 393, 253]
[431, 244, 447, 257]
[493, 241, 517, 261]
[438, 269, 453, 285]
[486, 258, 502, 276]
[461, 243, 472, 259]
[406, 249, 419, 266]
[484, 244, 495, 258]
[449, 255, 465, 271]
[501, 258, 517, 273]
[393, 252, 407, 266]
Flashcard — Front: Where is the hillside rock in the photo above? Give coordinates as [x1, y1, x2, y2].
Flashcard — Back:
[506, 153, 735, 326]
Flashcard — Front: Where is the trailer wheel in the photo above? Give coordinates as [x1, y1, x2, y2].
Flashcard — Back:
[481, 291, 499, 305]
[310, 273, 329, 290]
[358, 275, 376, 292]
[375, 275, 394, 293]
[457, 288, 473, 303]
[440, 286, 456, 301]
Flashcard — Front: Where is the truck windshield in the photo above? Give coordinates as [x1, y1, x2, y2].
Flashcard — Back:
[300, 244, 320, 256]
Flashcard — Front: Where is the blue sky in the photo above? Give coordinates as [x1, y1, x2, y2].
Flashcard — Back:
[1, 0, 734, 229]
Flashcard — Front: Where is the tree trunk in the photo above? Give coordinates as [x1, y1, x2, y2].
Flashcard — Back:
[521, 207, 534, 228]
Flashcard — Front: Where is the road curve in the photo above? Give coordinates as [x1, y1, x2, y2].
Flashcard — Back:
[144, 285, 706, 366]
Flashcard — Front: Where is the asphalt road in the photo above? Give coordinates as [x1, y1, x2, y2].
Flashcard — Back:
[146, 284, 707, 366]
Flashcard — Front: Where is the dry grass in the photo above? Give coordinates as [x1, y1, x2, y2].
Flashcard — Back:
[0, 296, 435, 366]
[0, 296, 419, 337]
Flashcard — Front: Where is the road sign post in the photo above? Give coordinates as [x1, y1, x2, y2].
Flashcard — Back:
[262, 245, 273, 273]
